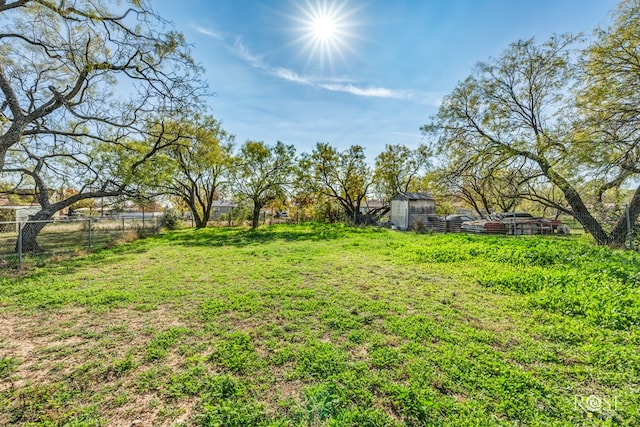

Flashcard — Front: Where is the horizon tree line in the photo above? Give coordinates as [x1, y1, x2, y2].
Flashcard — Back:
[1, 0, 639, 248]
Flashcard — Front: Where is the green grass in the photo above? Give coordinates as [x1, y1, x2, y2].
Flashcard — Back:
[0, 223, 638, 426]
[0, 219, 160, 270]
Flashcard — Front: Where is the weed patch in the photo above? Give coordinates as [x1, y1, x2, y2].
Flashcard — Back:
[0, 224, 638, 425]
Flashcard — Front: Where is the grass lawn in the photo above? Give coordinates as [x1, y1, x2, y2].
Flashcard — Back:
[0, 223, 639, 426]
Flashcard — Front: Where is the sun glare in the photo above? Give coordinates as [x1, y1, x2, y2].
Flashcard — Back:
[313, 15, 336, 40]
[291, 0, 360, 72]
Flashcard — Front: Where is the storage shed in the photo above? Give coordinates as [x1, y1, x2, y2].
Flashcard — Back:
[390, 192, 438, 230]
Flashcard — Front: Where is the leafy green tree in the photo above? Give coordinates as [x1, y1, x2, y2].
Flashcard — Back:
[0, 0, 204, 251]
[576, 0, 640, 243]
[4, 121, 184, 251]
[159, 115, 234, 229]
[422, 31, 639, 246]
[231, 141, 296, 229]
[373, 144, 431, 204]
[302, 143, 373, 223]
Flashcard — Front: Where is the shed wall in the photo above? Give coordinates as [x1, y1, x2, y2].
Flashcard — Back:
[408, 199, 436, 215]
[390, 200, 409, 229]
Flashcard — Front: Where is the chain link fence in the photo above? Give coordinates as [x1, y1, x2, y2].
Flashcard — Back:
[0, 217, 162, 271]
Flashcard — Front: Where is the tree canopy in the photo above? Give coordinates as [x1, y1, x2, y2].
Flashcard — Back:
[231, 140, 296, 229]
[373, 144, 431, 204]
[422, 0, 640, 247]
[0, 0, 202, 169]
[0, 0, 205, 250]
[157, 115, 235, 229]
[302, 143, 373, 222]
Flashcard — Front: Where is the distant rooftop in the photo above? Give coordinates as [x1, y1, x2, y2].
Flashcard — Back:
[392, 192, 434, 201]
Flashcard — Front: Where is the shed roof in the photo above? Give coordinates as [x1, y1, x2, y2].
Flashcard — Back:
[391, 192, 434, 201]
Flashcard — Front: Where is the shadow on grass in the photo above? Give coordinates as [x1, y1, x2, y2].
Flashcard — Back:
[0, 223, 349, 278]
[155, 222, 380, 248]
[0, 234, 154, 281]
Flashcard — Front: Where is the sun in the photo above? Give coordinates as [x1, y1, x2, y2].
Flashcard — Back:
[291, 0, 360, 72]
[312, 14, 336, 40]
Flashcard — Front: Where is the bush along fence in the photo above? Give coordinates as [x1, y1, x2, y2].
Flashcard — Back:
[0, 217, 162, 271]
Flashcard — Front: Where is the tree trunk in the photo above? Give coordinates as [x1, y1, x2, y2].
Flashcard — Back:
[251, 203, 262, 229]
[18, 222, 47, 253]
[185, 199, 207, 229]
[563, 188, 610, 245]
[192, 207, 207, 229]
[607, 185, 640, 247]
[0, 143, 9, 172]
[539, 161, 611, 245]
[193, 214, 207, 229]
[201, 205, 212, 228]
[339, 201, 357, 224]
[15, 210, 54, 253]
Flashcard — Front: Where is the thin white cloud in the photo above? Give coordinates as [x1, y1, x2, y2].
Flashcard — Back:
[319, 83, 444, 105]
[272, 68, 312, 85]
[191, 24, 224, 40]
[232, 37, 266, 69]
[319, 83, 406, 99]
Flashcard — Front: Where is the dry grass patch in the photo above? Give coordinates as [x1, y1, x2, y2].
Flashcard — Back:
[0, 305, 198, 426]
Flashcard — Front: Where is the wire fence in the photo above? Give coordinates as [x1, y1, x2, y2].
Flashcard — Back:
[1, 212, 635, 272]
[0, 217, 162, 271]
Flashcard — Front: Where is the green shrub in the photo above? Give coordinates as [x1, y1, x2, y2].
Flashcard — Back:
[161, 210, 181, 230]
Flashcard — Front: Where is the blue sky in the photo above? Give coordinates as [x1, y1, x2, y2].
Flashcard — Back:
[153, 0, 618, 157]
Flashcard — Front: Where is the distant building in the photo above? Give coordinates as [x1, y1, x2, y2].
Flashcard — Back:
[0, 188, 42, 227]
[358, 200, 385, 215]
[0, 187, 38, 207]
[390, 192, 438, 230]
[210, 200, 237, 220]
[0, 205, 42, 224]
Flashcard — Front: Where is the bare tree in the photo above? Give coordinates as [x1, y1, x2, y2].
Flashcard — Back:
[0, 1, 206, 251]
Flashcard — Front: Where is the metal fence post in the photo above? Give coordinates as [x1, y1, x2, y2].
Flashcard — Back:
[626, 204, 633, 250]
[88, 218, 92, 249]
[17, 222, 22, 271]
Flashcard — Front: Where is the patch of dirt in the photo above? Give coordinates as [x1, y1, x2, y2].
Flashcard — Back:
[260, 374, 305, 417]
[0, 306, 194, 426]
[0, 311, 58, 391]
[107, 394, 198, 427]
